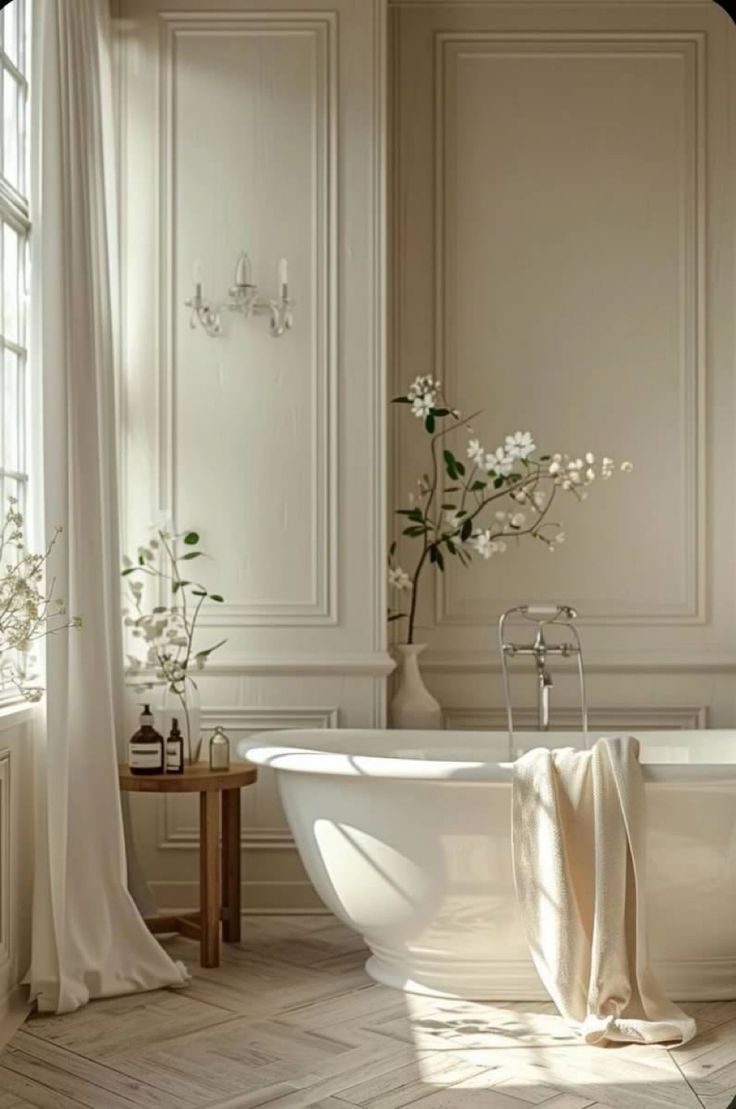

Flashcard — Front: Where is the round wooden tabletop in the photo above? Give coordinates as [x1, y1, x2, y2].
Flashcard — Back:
[119, 761, 258, 793]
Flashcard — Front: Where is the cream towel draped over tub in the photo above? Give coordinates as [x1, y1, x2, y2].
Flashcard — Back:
[512, 736, 696, 1045]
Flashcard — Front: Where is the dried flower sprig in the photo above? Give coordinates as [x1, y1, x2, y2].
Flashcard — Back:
[0, 497, 81, 700]
[389, 376, 632, 644]
[121, 527, 226, 763]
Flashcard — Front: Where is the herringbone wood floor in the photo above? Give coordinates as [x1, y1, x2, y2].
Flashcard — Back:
[1, 916, 734, 1109]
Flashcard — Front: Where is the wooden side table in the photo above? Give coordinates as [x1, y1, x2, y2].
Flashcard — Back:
[119, 761, 258, 968]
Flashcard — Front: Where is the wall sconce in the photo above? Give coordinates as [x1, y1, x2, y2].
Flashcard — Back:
[185, 255, 294, 339]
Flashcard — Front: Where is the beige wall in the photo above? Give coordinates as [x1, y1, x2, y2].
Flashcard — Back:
[391, 0, 736, 730]
[116, 0, 736, 914]
[115, 0, 387, 913]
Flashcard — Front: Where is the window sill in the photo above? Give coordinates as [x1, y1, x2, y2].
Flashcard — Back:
[0, 700, 34, 732]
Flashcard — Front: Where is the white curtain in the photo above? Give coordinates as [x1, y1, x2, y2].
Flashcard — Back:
[28, 0, 188, 1014]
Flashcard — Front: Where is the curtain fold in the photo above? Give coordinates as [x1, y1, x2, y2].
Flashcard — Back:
[28, 0, 188, 1014]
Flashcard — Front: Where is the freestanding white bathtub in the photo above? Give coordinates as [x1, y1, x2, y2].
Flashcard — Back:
[238, 729, 736, 1001]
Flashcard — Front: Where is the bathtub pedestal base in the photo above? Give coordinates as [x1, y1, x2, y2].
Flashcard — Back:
[364, 952, 736, 1002]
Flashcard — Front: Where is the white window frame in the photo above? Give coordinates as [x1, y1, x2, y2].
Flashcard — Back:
[0, 0, 30, 702]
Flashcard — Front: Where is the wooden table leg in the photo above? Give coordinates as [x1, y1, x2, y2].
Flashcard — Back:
[221, 788, 241, 942]
[199, 791, 221, 967]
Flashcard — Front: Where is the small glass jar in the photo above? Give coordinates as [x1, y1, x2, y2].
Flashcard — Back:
[209, 727, 230, 771]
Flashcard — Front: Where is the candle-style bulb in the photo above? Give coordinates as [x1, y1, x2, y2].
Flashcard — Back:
[192, 260, 203, 300]
[278, 257, 289, 297]
[234, 252, 252, 288]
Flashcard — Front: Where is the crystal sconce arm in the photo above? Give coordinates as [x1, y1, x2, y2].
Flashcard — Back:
[185, 254, 294, 339]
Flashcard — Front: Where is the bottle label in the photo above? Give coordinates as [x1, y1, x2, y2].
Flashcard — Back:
[166, 744, 182, 771]
[129, 744, 162, 769]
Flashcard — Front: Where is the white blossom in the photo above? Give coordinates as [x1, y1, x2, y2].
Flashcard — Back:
[470, 530, 496, 560]
[504, 431, 536, 460]
[488, 446, 514, 477]
[407, 375, 437, 401]
[388, 566, 412, 591]
[467, 438, 485, 466]
[443, 510, 463, 533]
[411, 392, 434, 419]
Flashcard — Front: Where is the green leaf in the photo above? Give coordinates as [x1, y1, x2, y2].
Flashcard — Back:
[392, 396, 411, 404]
[152, 605, 167, 613]
[494, 477, 504, 489]
[424, 415, 435, 434]
[443, 449, 458, 480]
[432, 407, 450, 417]
[389, 540, 397, 557]
[172, 580, 191, 592]
[182, 551, 202, 560]
[403, 526, 426, 537]
[183, 531, 200, 545]
[388, 612, 407, 622]
[470, 480, 486, 492]
[461, 518, 473, 541]
[191, 589, 207, 597]
[446, 539, 457, 555]
[196, 638, 227, 660]
[121, 567, 138, 576]
[209, 593, 224, 602]
[429, 545, 445, 571]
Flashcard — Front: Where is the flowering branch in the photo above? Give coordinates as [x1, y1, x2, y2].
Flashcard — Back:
[389, 376, 633, 644]
[0, 497, 81, 700]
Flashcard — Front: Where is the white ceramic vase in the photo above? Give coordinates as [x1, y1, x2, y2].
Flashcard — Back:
[390, 644, 443, 730]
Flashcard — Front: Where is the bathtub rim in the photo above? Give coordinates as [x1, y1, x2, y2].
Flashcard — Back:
[237, 728, 736, 785]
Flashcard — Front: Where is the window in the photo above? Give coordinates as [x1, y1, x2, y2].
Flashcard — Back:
[0, 0, 29, 518]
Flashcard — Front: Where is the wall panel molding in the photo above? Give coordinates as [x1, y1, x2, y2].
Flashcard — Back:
[432, 30, 706, 627]
[159, 706, 338, 851]
[422, 651, 736, 674]
[444, 705, 708, 730]
[158, 11, 339, 627]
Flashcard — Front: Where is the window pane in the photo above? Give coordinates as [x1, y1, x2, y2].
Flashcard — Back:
[2, 350, 20, 472]
[3, 70, 19, 191]
[3, 1, 19, 70]
[3, 222, 18, 343]
[1, 473, 22, 512]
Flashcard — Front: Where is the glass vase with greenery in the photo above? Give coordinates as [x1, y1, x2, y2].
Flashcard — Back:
[122, 527, 225, 764]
